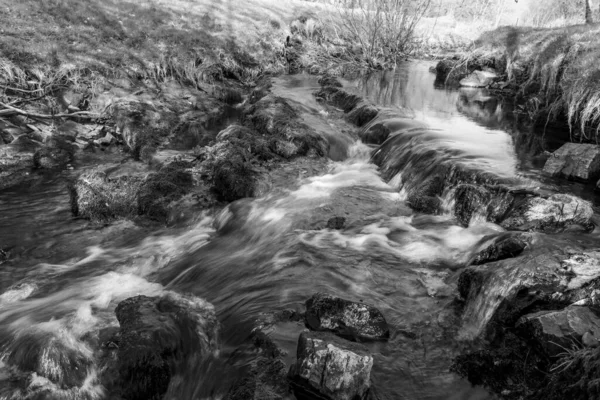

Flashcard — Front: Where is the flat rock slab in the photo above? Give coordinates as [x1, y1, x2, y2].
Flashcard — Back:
[305, 293, 390, 341]
[501, 193, 593, 233]
[289, 331, 373, 400]
[517, 306, 600, 357]
[543, 143, 600, 181]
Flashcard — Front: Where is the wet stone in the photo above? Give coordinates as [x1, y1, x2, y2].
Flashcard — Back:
[459, 70, 499, 88]
[226, 358, 290, 400]
[543, 143, 600, 181]
[346, 103, 379, 127]
[305, 293, 390, 341]
[517, 306, 600, 357]
[326, 216, 346, 230]
[453, 184, 491, 227]
[472, 235, 527, 265]
[289, 331, 373, 400]
[500, 193, 593, 233]
[115, 292, 218, 400]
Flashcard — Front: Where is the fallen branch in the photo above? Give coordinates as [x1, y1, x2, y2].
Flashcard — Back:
[0, 101, 102, 120]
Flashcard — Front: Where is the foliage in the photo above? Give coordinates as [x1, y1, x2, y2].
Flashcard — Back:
[326, 0, 432, 67]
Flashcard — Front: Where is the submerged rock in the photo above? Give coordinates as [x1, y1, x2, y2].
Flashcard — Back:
[517, 306, 600, 357]
[0, 139, 38, 190]
[305, 293, 389, 341]
[453, 184, 492, 227]
[314, 86, 362, 113]
[5, 330, 93, 389]
[33, 137, 75, 169]
[289, 331, 373, 400]
[472, 235, 528, 265]
[543, 143, 600, 181]
[326, 216, 346, 230]
[500, 193, 593, 233]
[115, 292, 218, 400]
[226, 358, 290, 400]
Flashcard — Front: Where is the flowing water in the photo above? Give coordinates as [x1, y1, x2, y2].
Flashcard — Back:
[0, 61, 597, 399]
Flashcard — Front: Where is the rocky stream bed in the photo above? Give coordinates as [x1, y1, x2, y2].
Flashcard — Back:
[1, 57, 600, 400]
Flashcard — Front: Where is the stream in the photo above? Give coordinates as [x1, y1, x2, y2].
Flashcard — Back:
[0, 61, 597, 400]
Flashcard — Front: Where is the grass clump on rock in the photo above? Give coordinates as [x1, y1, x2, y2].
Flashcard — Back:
[69, 170, 142, 223]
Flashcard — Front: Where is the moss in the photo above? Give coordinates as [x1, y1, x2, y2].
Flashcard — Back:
[314, 86, 361, 113]
[346, 103, 379, 127]
[69, 170, 142, 223]
[137, 163, 193, 221]
[210, 147, 259, 202]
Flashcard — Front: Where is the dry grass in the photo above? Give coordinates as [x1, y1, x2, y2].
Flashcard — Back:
[471, 24, 600, 140]
[0, 0, 319, 89]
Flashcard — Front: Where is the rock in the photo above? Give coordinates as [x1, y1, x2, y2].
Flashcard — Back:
[115, 292, 218, 400]
[453, 184, 491, 227]
[326, 217, 346, 230]
[289, 331, 373, 400]
[94, 132, 116, 146]
[226, 358, 290, 400]
[314, 86, 362, 113]
[318, 75, 343, 88]
[517, 306, 600, 357]
[500, 193, 593, 233]
[472, 235, 527, 265]
[305, 293, 389, 341]
[243, 96, 328, 158]
[346, 103, 379, 127]
[359, 117, 427, 146]
[33, 136, 76, 169]
[459, 249, 600, 342]
[0, 137, 42, 190]
[69, 167, 144, 222]
[459, 70, 499, 88]
[543, 143, 600, 181]
[137, 162, 194, 221]
[5, 330, 93, 389]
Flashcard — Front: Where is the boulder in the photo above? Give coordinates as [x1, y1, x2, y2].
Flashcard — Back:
[115, 292, 218, 400]
[314, 86, 362, 113]
[517, 306, 600, 357]
[346, 103, 379, 127]
[327, 217, 346, 230]
[243, 96, 328, 158]
[0, 137, 41, 190]
[5, 330, 93, 389]
[459, 70, 499, 88]
[472, 235, 527, 265]
[318, 75, 343, 88]
[543, 143, 600, 181]
[453, 184, 492, 227]
[137, 162, 194, 221]
[226, 358, 290, 400]
[500, 193, 593, 233]
[305, 293, 389, 341]
[289, 331, 373, 400]
[69, 169, 142, 222]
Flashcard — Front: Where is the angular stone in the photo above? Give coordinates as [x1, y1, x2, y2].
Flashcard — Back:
[115, 292, 218, 400]
[500, 194, 593, 233]
[305, 293, 389, 341]
[544, 143, 600, 181]
[517, 306, 600, 357]
[453, 184, 491, 227]
[472, 235, 527, 265]
[346, 103, 378, 127]
[289, 331, 373, 400]
[459, 70, 499, 88]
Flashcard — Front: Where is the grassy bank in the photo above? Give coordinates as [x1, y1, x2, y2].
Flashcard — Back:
[454, 23, 600, 140]
[0, 0, 321, 98]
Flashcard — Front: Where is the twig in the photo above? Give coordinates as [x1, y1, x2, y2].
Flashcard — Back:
[0, 101, 101, 120]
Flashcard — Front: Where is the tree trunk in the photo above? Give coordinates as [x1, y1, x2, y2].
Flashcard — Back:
[585, 0, 593, 24]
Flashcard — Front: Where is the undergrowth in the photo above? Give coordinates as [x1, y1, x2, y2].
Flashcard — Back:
[466, 24, 600, 141]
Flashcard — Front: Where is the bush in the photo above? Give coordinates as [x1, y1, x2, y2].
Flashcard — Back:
[327, 0, 432, 66]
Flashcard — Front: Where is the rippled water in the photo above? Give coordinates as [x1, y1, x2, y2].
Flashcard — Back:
[2, 61, 593, 399]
